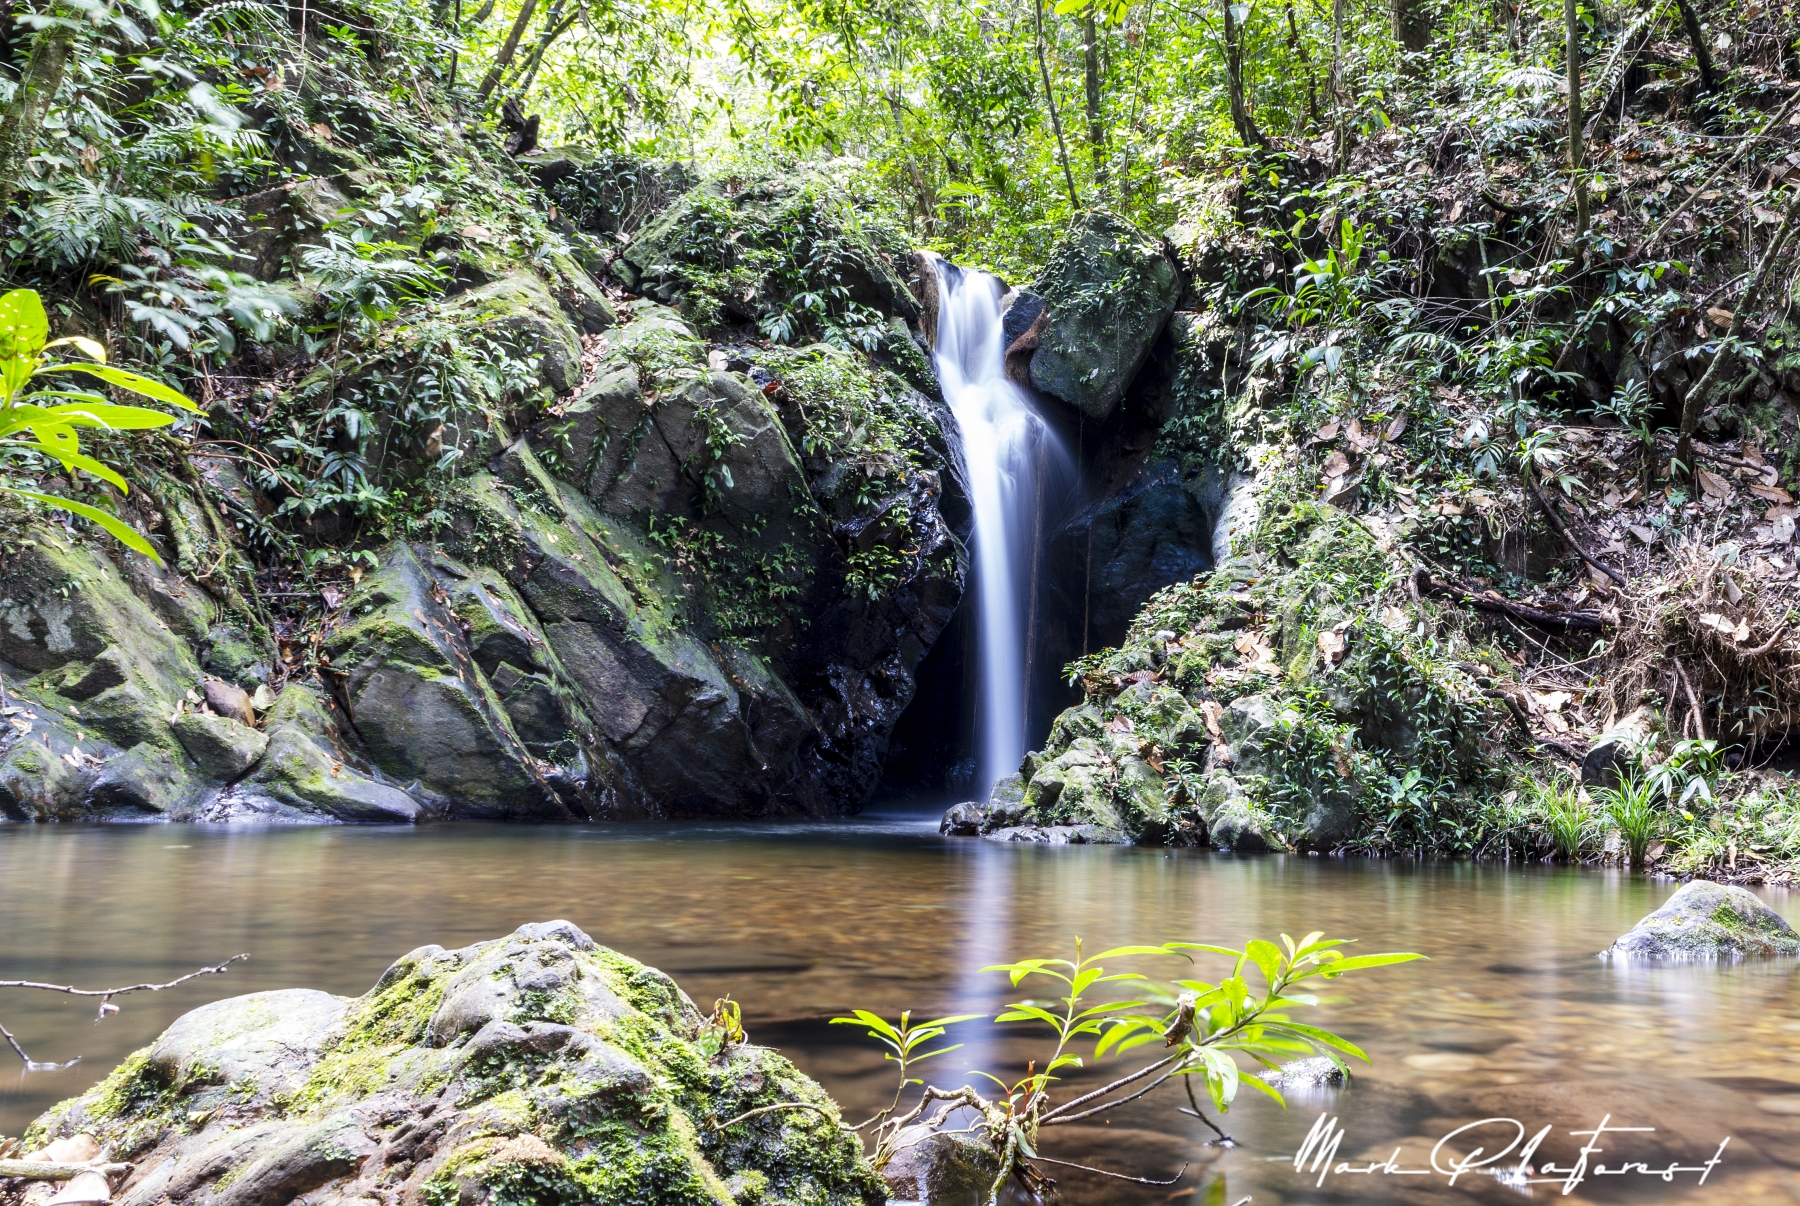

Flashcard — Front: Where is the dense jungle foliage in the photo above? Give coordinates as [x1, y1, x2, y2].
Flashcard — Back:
[1, 0, 1798, 868]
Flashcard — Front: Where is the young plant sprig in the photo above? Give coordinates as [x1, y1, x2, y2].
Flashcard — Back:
[828, 1007, 981, 1163]
[835, 932, 1422, 1205]
[0, 288, 198, 562]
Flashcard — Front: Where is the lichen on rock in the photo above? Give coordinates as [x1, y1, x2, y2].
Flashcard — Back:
[1609, 881, 1800, 960]
[20, 922, 884, 1206]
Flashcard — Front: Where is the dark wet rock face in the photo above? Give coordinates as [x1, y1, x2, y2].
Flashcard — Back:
[1609, 882, 1800, 959]
[15, 921, 883, 1206]
[881, 1125, 999, 1205]
[1024, 211, 1181, 423]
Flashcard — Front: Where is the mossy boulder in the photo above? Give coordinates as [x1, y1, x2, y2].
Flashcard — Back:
[23, 921, 883, 1206]
[232, 683, 423, 822]
[1609, 882, 1800, 959]
[1026, 210, 1181, 422]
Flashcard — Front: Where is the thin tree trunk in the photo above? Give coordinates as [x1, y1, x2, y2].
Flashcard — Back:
[1033, 0, 1080, 209]
[1331, 0, 1347, 170]
[1565, 0, 1588, 240]
[1223, 0, 1267, 149]
[476, 0, 540, 102]
[1672, 0, 1719, 93]
[515, 2, 578, 97]
[1083, 9, 1105, 184]
[1676, 190, 1800, 476]
[1393, 0, 1433, 57]
[0, 11, 77, 219]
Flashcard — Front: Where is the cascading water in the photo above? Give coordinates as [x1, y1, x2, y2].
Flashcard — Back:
[931, 260, 1074, 799]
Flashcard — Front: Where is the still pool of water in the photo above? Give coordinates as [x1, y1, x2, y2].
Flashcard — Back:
[3, 818, 1798, 1204]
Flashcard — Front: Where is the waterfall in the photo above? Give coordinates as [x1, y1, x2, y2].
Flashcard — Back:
[931, 260, 1073, 799]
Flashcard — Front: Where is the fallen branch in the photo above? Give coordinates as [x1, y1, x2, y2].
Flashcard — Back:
[2, 954, 250, 1068]
[1421, 573, 1607, 631]
[0, 954, 250, 999]
[1526, 473, 1627, 587]
[1028, 1155, 1188, 1185]
[0, 1161, 132, 1182]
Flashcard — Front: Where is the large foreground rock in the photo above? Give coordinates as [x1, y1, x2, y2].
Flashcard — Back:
[1608, 882, 1800, 959]
[18, 921, 883, 1206]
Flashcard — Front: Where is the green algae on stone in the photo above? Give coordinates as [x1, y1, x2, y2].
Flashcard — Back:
[24, 922, 884, 1206]
[1610, 881, 1800, 959]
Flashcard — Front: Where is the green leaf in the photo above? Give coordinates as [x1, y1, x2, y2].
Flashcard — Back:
[40, 402, 180, 430]
[1268, 1021, 1369, 1061]
[995, 1004, 1062, 1027]
[1321, 952, 1425, 975]
[43, 335, 105, 362]
[1240, 1073, 1288, 1108]
[1091, 944, 1181, 960]
[1245, 939, 1285, 984]
[12, 489, 159, 562]
[38, 363, 198, 412]
[1166, 943, 1243, 959]
[0, 289, 48, 358]
[21, 444, 127, 492]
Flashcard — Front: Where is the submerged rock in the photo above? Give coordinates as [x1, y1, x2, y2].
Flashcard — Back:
[939, 800, 985, 835]
[18, 921, 883, 1206]
[880, 1124, 999, 1205]
[1608, 882, 1800, 959]
[1259, 1056, 1347, 1090]
[983, 823, 1128, 844]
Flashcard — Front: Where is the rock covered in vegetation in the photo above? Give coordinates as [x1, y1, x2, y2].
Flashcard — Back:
[0, 175, 967, 823]
[957, 495, 1503, 852]
[880, 1125, 998, 1205]
[1013, 211, 1180, 422]
[1609, 882, 1800, 959]
[18, 921, 883, 1206]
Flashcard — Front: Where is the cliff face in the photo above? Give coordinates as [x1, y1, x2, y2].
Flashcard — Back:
[0, 116, 966, 822]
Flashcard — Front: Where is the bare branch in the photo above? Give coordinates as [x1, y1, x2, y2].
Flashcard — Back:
[0, 1160, 132, 1182]
[0, 954, 250, 999]
[1040, 1065, 1181, 1125]
[1038, 1051, 1185, 1122]
[710, 1102, 844, 1131]
[1029, 1155, 1188, 1185]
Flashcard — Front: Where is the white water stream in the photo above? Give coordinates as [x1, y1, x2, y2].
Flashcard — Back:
[930, 260, 1072, 798]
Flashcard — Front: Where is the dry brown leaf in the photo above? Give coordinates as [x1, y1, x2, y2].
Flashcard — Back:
[1766, 504, 1799, 521]
[1322, 450, 1350, 478]
[1384, 413, 1407, 441]
[460, 224, 492, 240]
[1750, 482, 1794, 504]
[1753, 206, 1782, 224]
[1697, 466, 1733, 499]
[1535, 691, 1572, 713]
[1706, 306, 1737, 327]
[1381, 605, 1410, 629]
[1312, 419, 1340, 443]
[1543, 711, 1570, 734]
[1773, 515, 1796, 544]
[1317, 620, 1351, 667]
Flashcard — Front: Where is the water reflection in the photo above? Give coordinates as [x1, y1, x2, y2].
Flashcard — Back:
[2, 820, 1798, 1203]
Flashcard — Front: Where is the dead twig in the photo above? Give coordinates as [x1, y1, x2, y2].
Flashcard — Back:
[1027, 1155, 1188, 1185]
[0, 1160, 133, 1182]
[710, 1102, 843, 1132]
[1421, 573, 1607, 631]
[1526, 473, 1627, 587]
[0, 954, 250, 998]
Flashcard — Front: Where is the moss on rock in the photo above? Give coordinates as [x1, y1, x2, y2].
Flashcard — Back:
[27, 922, 884, 1206]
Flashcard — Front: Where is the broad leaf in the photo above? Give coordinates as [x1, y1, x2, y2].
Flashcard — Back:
[13, 490, 159, 563]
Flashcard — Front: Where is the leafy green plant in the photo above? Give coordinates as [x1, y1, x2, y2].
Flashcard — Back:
[1597, 772, 1662, 868]
[1532, 773, 1590, 862]
[835, 931, 1421, 1202]
[0, 289, 197, 562]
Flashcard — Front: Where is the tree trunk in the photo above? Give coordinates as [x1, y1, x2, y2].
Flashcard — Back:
[1676, 190, 1800, 475]
[1393, 0, 1434, 56]
[0, 12, 77, 219]
[476, 0, 540, 102]
[1223, 0, 1267, 149]
[1673, 0, 1719, 93]
[1330, 0, 1347, 169]
[1033, 0, 1080, 209]
[1565, 0, 1588, 240]
[1083, 9, 1105, 184]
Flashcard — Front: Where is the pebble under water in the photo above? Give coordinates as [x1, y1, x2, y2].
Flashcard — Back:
[2, 818, 1798, 1204]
